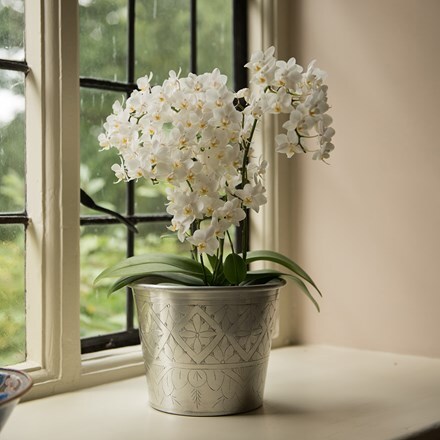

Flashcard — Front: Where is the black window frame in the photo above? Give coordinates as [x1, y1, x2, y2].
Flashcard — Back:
[80, 0, 248, 354]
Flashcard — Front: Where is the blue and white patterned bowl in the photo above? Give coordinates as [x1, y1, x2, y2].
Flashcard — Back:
[0, 369, 32, 433]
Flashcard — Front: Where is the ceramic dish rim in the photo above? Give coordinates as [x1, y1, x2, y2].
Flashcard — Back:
[0, 368, 33, 406]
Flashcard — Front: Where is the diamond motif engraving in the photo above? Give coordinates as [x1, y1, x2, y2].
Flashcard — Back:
[138, 303, 171, 359]
[226, 303, 267, 361]
[174, 306, 223, 363]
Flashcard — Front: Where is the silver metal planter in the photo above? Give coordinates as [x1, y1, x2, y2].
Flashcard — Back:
[132, 280, 285, 416]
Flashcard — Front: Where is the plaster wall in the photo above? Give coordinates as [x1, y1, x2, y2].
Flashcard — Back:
[283, 0, 440, 357]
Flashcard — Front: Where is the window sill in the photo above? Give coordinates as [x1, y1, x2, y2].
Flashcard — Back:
[3, 345, 440, 440]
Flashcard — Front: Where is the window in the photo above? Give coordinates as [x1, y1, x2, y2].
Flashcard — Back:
[0, 0, 268, 397]
[78, 0, 248, 354]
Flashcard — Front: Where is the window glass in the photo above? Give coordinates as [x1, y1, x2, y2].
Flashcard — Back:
[80, 88, 126, 215]
[79, 0, 127, 82]
[135, 221, 191, 255]
[134, 180, 168, 215]
[0, 1, 25, 61]
[135, 0, 190, 83]
[198, 0, 233, 83]
[0, 225, 25, 365]
[0, 70, 25, 213]
[80, 224, 127, 338]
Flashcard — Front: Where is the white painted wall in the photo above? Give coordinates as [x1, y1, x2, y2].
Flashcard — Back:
[280, 0, 440, 357]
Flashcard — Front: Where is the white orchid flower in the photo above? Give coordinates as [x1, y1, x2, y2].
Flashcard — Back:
[100, 48, 334, 255]
[234, 183, 267, 213]
[187, 227, 219, 256]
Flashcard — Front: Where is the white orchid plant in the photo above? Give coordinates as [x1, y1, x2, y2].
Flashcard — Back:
[95, 47, 334, 311]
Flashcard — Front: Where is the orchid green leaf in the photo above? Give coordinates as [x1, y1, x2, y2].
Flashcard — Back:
[223, 253, 247, 285]
[244, 250, 322, 297]
[241, 269, 282, 285]
[96, 263, 207, 286]
[283, 274, 320, 312]
[108, 272, 206, 295]
[108, 275, 149, 295]
[207, 254, 229, 285]
[137, 272, 206, 286]
[95, 253, 210, 285]
[244, 269, 320, 312]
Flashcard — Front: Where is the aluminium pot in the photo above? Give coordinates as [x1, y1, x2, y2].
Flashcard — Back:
[132, 280, 285, 416]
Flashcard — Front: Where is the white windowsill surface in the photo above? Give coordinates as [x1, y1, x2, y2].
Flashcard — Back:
[3, 345, 440, 440]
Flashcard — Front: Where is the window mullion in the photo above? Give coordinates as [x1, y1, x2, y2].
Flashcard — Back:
[0, 215, 30, 225]
[127, 0, 135, 83]
[0, 58, 30, 73]
[233, 0, 248, 253]
[125, 181, 136, 331]
[79, 77, 136, 93]
[125, 0, 136, 332]
[190, 0, 197, 74]
[233, 0, 249, 91]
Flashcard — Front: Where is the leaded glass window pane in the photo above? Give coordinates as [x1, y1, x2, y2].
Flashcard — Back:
[135, 0, 191, 83]
[80, 88, 126, 215]
[0, 70, 25, 213]
[0, 1, 25, 61]
[80, 224, 127, 338]
[0, 225, 25, 365]
[79, 0, 128, 82]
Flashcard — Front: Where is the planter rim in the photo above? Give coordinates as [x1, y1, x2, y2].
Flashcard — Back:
[130, 278, 286, 292]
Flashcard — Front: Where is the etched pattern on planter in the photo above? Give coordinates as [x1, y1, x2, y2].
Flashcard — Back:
[135, 291, 279, 415]
[173, 306, 224, 364]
